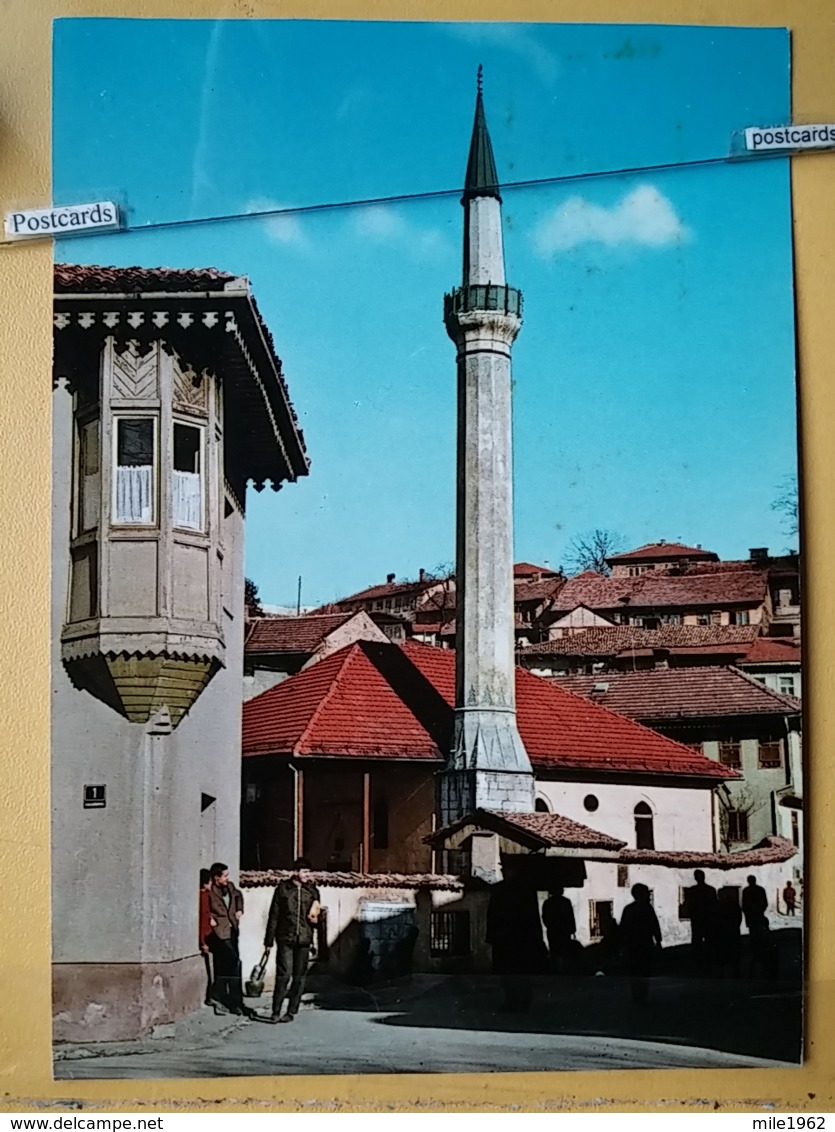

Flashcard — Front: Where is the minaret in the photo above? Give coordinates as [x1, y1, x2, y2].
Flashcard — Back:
[439, 68, 535, 825]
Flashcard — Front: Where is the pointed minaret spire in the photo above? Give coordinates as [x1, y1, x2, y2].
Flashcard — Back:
[440, 76, 534, 829]
[464, 66, 501, 203]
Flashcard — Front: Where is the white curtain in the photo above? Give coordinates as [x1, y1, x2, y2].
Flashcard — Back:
[115, 465, 153, 524]
[172, 469, 202, 530]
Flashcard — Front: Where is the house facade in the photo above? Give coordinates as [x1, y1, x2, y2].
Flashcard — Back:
[52, 264, 308, 1042]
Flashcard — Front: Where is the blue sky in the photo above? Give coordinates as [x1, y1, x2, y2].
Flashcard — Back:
[53, 19, 797, 607]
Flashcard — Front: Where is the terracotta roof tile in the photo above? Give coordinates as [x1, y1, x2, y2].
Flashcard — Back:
[551, 666, 801, 720]
[240, 869, 463, 891]
[553, 570, 767, 612]
[245, 612, 356, 654]
[520, 625, 759, 659]
[618, 835, 796, 869]
[484, 809, 625, 850]
[607, 541, 718, 563]
[242, 640, 735, 780]
[54, 263, 239, 293]
[514, 561, 561, 578]
[742, 637, 802, 664]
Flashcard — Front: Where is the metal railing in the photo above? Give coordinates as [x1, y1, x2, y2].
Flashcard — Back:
[444, 283, 523, 320]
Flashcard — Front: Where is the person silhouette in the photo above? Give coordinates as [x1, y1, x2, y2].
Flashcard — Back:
[742, 874, 769, 937]
[486, 860, 548, 1011]
[782, 880, 797, 916]
[685, 869, 718, 972]
[542, 885, 576, 974]
[619, 883, 662, 1006]
[715, 886, 743, 978]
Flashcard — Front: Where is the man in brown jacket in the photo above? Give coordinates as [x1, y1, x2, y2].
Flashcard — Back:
[264, 857, 321, 1023]
[206, 861, 248, 1015]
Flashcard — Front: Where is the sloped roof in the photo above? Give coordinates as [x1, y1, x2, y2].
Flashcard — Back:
[553, 570, 767, 612]
[515, 577, 565, 605]
[607, 541, 718, 563]
[334, 578, 439, 605]
[55, 263, 238, 293]
[514, 562, 561, 579]
[519, 625, 759, 659]
[427, 808, 625, 851]
[619, 835, 796, 869]
[742, 637, 802, 664]
[245, 612, 356, 654]
[552, 666, 801, 721]
[242, 640, 735, 780]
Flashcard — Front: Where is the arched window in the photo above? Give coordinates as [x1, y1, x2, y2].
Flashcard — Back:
[634, 801, 655, 849]
[534, 796, 551, 813]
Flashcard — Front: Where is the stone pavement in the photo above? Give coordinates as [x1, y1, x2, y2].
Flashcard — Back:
[54, 968, 802, 1080]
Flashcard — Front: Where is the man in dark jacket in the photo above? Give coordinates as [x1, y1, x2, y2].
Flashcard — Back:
[206, 862, 247, 1015]
[264, 857, 321, 1023]
[620, 883, 662, 1005]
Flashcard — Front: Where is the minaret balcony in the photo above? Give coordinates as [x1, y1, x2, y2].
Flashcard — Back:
[444, 284, 523, 320]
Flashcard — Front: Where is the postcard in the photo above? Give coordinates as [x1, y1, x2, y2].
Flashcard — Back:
[49, 17, 802, 1080]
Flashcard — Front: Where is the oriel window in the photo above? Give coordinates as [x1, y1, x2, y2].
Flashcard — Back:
[172, 422, 203, 531]
[77, 418, 101, 532]
[114, 417, 156, 525]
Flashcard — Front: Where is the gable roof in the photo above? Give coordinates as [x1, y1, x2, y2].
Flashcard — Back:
[742, 636, 802, 664]
[245, 612, 357, 654]
[242, 640, 736, 780]
[519, 625, 759, 659]
[551, 666, 801, 721]
[553, 570, 768, 613]
[333, 578, 439, 605]
[514, 561, 561, 579]
[427, 809, 626, 851]
[607, 541, 718, 564]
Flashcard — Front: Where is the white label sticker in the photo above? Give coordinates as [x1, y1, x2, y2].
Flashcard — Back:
[744, 124, 835, 152]
[4, 201, 120, 239]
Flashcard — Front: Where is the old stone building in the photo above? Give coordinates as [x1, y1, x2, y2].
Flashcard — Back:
[52, 264, 308, 1041]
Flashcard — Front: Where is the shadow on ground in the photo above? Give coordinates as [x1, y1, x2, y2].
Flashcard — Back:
[307, 928, 803, 1065]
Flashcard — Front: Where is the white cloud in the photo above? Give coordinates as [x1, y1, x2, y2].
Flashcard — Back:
[532, 185, 691, 255]
[351, 205, 451, 261]
[441, 24, 559, 86]
[245, 197, 308, 247]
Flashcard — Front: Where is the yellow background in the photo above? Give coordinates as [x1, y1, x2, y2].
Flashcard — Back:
[1, 0, 830, 1112]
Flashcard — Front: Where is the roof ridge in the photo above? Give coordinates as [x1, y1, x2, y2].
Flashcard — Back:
[295, 642, 364, 755]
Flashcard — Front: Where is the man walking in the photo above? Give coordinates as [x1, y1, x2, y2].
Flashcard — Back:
[684, 869, 717, 971]
[542, 885, 576, 973]
[783, 879, 797, 916]
[206, 861, 247, 1015]
[619, 883, 662, 1006]
[742, 874, 769, 936]
[264, 858, 321, 1024]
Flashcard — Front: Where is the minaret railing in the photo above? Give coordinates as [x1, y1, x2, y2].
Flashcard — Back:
[444, 284, 523, 320]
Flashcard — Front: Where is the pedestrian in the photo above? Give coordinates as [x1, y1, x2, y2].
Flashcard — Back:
[485, 860, 548, 1012]
[264, 857, 321, 1024]
[541, 885, 576, 973]
[783, 879, 797, 916]
[684, 869, 717, 972]
[741, 874, 769, 937]
[206, 861, 248, 1016]
[715, 886, 742, 978]
[199, 867, 216, 1006]
[619, 883, 662, 1006]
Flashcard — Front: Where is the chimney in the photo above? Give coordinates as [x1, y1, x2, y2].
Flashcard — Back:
[419, 568, 426, 582]
[386, 573, 395, 584]
[749, 548, 769, 562]
[658, 539, 666, 546]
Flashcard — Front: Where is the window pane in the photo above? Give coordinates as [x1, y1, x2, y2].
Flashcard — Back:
[79, 419, 100, 532]
[117, 418, 154, 467]
[173, 423, 203, 530]
[115, 418, 154, 524]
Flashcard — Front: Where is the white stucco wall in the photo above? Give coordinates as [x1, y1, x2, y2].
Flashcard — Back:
[52, 381, 246, 967]
[536, 779, 715, 853]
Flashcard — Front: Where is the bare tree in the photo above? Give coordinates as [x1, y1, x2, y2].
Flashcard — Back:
[717, 786, 759, 853]
[564, 528, 627, 576]
[771, 474, 799, 539]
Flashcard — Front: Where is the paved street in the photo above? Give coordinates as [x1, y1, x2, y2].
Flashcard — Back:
[55, 967, 802, 1079]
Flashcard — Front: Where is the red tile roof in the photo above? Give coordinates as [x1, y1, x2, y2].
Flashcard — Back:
[553, 570, 767, 612]
[515, 577, 565, 604]
[242, 640, 735, 780]
[607, 541, 718, 563]
[428, 809, 625, 851]
[618, 835, 796, 869]
[245, 612, 356, 654]
[240, 870, 463, 891]
[55, 263, 239, 293]
[551, 666, 801, 721]
[334, 578, 439, 605]
[519, 625, 759, 659]
[742, 637, 802, 664]
[514, 562, 561, 578]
